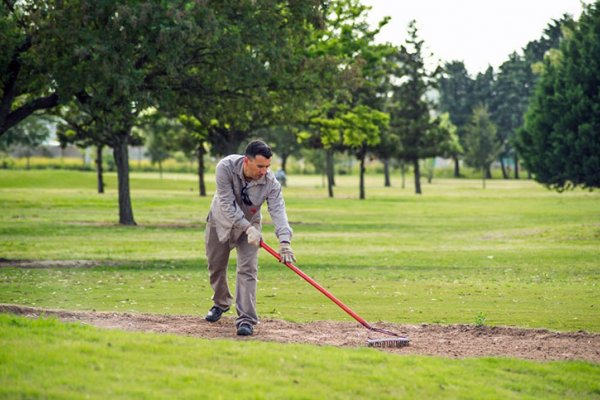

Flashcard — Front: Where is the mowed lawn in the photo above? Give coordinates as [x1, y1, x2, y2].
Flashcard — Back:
[1, 169, 599, 398]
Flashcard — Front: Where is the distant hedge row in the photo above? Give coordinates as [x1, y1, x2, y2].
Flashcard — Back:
[0, 155, 520, 180]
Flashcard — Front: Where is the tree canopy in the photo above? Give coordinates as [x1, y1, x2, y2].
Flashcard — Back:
[388, 21, 448, 194]
[3, 0, 597, 211]
[464, 105, 501, 188]
[517, 2, 600, 190]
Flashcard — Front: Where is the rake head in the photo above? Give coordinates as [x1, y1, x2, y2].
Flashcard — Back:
[365, 326, 410, 348]
[367, 337, 410, 348]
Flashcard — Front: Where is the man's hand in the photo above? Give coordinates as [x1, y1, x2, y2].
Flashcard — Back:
[279, 242, 296, 264]
[246, 226, 261, 247]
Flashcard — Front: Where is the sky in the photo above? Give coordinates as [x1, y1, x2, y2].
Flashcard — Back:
[362, 0, 590, 75]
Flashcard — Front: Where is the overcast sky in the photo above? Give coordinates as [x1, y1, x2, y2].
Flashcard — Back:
[362, 0, 589, 75]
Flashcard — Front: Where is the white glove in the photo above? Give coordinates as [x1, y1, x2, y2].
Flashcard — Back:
[279, 242, 296, 264]
[246, 226, 261, 247]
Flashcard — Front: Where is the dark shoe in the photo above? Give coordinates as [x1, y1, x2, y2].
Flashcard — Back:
[205, 306, 229, 322]
[236, 323, 254, 336]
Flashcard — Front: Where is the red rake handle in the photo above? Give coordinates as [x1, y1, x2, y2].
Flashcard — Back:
[260, 240, 399, 337]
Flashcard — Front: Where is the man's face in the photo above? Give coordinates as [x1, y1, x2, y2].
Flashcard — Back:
[244, 155, 271, 180]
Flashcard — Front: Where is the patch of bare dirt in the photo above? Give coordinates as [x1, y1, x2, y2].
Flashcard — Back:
[2, 304, 599, 362]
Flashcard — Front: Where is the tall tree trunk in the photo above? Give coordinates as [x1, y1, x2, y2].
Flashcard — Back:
[326, 149, 334, 198]
[400, 160, 406, 189]
[113, 131, 136, 226]
[328, 149, 335, 186]
[281, 153, 288, 173]
[383, 159, 391, 187]
[514, 154, 520, 179]
[413, 158, 422, 194]
[359, 143, 366, 200]
[198, 144, 206, 197]
[158, 160, 163, 179]
[96, 145, 104, 194]
[485, 166, 492, 179]
[482, 167, 486, 189]
[453, 156, 460, 178]
[500, 157, 508, 179]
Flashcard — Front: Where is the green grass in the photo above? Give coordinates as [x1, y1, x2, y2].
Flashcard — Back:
[0, 169, 599, 398]
[1, 169, 598, 331]
[1, 314, 599, 399]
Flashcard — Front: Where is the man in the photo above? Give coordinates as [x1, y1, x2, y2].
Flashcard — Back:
[204, 140, 296, 336]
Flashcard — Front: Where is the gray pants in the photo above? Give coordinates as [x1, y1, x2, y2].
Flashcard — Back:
[205, 224, 259, 327]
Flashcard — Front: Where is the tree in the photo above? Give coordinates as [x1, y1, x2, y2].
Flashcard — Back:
[516, 15, 575, 179]
[523, 15, 575, 65]
[492, 52, 530, 179]
[341, 105, 389, 199]
[171, 0, 332, 161]
[388, 21, 443, 194]
[10, 0, 327, 224]
[0, 1, 65, 136]
[0, 114, 52, 169]
[55, 105, 107, 193]
[437, 113, 462, 160]
[487, 16, 575, 180]
[517, 3, 600, 190]
[298, 0, 391, 198]
[301, 108, 345, 197]
[472, 66, 496, 109]
[177, 115, 209, 197]
[425, 112, 462, 183]
[347, 43, 395, 198]
[45, 0, 220, 225]
[372, 127, 400, 187]
[470, 66, 497, 179]
[137, 115, 183, 179]
[464, 105, 501, 188]
[437, 61, 473, 177]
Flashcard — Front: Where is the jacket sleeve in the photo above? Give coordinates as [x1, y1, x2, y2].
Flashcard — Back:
[214, 160, 251, 232]
[266, 178, 293, 243]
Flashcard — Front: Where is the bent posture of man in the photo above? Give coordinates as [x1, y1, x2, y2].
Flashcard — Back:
[204, 140, 295, 336]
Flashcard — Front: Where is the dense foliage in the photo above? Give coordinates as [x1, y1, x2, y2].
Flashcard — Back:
[2, 0, 598, 221]
[517, 2, 600, 190]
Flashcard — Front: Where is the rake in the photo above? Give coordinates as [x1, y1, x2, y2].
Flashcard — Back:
[260, 241, 409, 348]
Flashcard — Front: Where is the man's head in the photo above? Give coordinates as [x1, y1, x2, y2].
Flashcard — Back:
[243, 140, 272, 180]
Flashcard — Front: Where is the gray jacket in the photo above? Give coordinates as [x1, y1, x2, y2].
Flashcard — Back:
[207, 155, 292, 244]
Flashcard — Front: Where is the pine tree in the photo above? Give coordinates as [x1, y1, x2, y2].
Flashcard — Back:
[517, 3, 600, 190]
[464, 105, 501, 188]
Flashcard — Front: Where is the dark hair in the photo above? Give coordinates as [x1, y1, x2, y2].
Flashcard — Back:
[244, 140, 272, 159]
